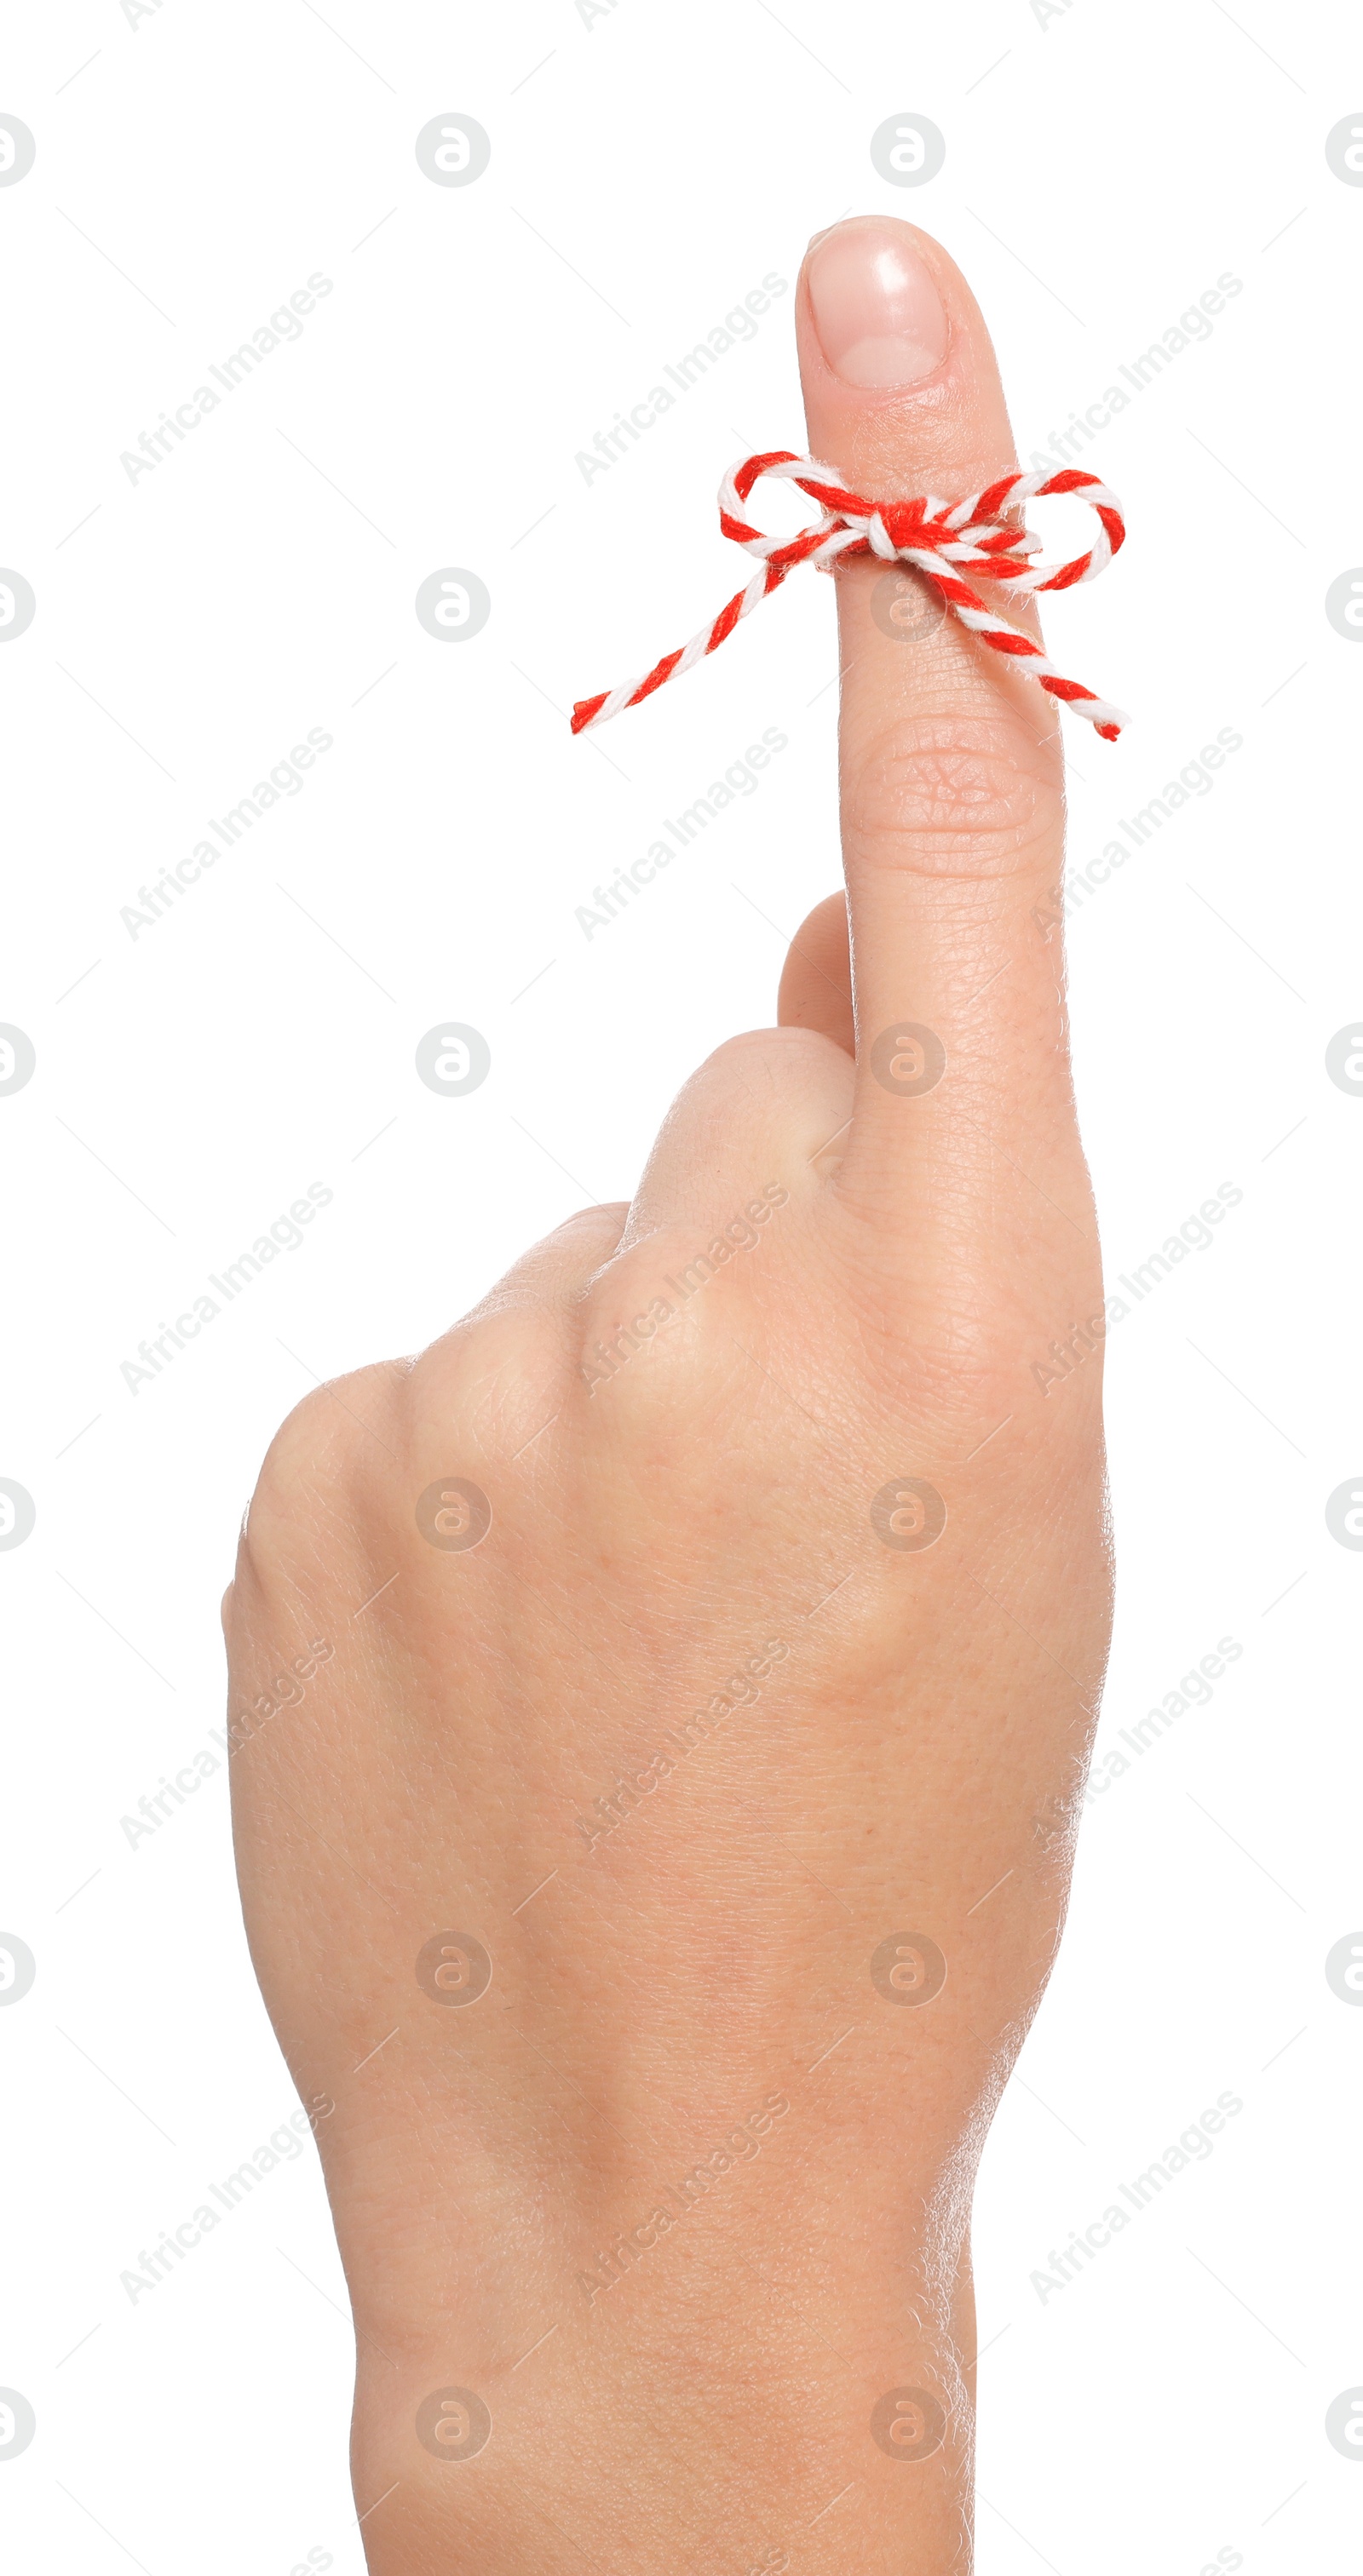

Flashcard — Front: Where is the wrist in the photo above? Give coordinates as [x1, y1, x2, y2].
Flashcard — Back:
[348, 2163, 978, 2575]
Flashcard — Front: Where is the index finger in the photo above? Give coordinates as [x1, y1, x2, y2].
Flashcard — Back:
[795, 219, 1089, 1254]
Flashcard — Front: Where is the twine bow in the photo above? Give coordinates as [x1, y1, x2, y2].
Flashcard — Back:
[572, 449, 1127, 741]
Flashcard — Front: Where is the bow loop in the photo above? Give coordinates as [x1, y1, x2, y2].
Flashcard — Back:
[572, 450, 1128, 742]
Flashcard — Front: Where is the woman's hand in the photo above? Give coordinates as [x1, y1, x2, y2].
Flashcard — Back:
[224, 215, 1112, 2576]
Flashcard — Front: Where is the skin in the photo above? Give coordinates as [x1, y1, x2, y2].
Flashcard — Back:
[225, 219, 1112, 2573]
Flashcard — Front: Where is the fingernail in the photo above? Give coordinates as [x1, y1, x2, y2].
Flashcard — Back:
[807, 217, 949, 390]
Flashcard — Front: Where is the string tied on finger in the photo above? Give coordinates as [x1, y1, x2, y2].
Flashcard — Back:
[570, 450, 1128, 743]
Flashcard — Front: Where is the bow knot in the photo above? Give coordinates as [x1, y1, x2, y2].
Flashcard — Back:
[572, 450, 1128, 741]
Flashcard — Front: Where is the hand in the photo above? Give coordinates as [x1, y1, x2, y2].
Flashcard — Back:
[225, 215, 1112, 2576]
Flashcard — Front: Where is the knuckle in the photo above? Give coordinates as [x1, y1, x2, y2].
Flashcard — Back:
[576, 1304, 695, 1428]
[405, 1307, 565, 1466]
[535, 1198, 632, 1261]
[848, 710, 1061, 878]
[687, 1024, 841, 1107]
[244, 1363, 403, 1566]
[647, 1028, 852, 1179]
[693, 1026, 808, 1100]
[576, 1227, 749, 1417]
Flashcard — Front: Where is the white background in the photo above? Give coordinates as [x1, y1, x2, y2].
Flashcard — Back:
[1, 2, 1360, 2570]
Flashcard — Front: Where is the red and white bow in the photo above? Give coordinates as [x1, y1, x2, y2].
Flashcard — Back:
[572, 449, 1128, 742]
